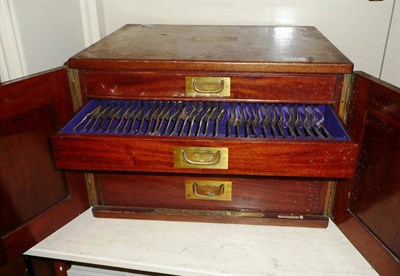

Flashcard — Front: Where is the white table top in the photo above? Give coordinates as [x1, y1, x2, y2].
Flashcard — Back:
[25, 209, 377, 275]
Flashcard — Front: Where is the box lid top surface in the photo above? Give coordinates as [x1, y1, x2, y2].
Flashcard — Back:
[69, 25, 353, 73]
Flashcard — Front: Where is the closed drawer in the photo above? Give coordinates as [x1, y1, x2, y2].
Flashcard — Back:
[94, 173, 328, 215]
[81, 71, 339, 104]
[51, 99, 358, 178]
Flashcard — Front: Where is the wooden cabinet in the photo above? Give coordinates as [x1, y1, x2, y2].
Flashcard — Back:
[0, 25, 398, 275]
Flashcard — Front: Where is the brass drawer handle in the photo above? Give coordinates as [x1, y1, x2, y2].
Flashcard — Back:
[192, 182, 225, 198]
[185, 77, 230, 97]
[192, 79, 225, 94]
[181, 149, 221, 166]
[174, 147, 228, 169]
[185, 179, 232, 201]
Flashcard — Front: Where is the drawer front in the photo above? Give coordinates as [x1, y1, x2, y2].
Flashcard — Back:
[81, 71, 339, 103]
[94, 173, 328, 215]
[51, 136, 358, 178]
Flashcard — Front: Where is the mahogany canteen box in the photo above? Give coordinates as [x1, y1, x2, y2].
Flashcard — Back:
[50, 25, 360, 228]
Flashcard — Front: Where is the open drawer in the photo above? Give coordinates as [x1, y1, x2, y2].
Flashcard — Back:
[51, 99, 358, 178]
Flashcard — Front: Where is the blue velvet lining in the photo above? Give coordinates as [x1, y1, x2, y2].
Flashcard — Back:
[60, 99, 350, 140]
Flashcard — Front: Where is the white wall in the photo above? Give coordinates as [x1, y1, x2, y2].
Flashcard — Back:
[381, 0, 400, 86]
[14, 0, 86, 76]
[1, 0, 399, 87]
[0, 0, 86, 81]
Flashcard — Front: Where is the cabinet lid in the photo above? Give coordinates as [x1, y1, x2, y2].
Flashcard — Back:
[69, 25, 353, 73]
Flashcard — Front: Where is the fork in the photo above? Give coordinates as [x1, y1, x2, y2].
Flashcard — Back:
[259, 105, 269, 138]
[302, 107, 317, 139]
[269, 106, 278, 138]
[105, 103, 124, 133]
[305, 107, 325, 139]
[151, 101, 169, 135]
[152, 101, 171, 135]
[73, 100, 103, 132]
[170, 106, 188, 136]
[179, 103, 197, 136]
[282, 106, 296, 139]
[96, 101, 119, 132]
[290, 107, 304, 139]
[88, 102, 112, 132]
[136, 101, 155, 134]
[196, 103, 211, 137]
[145, 101, 162, 134]
[227, 103, 236, 137]
[214, 103, 225, 137]
[244, 105, 252, 138]
[235, 105, 245, 138]
[113, 101, 133, 133]
[313, 107, 335, 140]
[204, 102, 218, 136]
[121, 101, 141, 133]
[251, 105, 259, 138]
[188, 102, 203, 136]
[276, 106, 287, 138]
[163, 102, 182, 135]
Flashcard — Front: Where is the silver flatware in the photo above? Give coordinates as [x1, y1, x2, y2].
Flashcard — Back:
[227, 104, 236, 137]
[214, 103, 225, 137]
[73, 100, 103, 132]
[305, 107, 325, 140]
[313, 107, 335, 140]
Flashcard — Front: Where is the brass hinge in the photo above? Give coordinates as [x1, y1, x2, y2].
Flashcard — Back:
[324, 181, 337, 217]
[85, 173, 98, 206]
[339, 73, 354, 124]
[67, 69, 83, 111]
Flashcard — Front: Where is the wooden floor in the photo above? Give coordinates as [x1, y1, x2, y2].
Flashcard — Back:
[25, 209, 377, 275]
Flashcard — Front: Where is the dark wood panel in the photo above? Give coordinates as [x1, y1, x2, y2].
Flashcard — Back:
[51, 135, 358, 178]
[0, 105, 68, 235]
[333, 216, 400, 275]
[69, 25, 352, 74]
[350, 113, 399, 258]
[0, 256, 26, 276]
[333, 72, 400, 275]
[82, 70, 338, 104]
[0, 256, 55, 276]
[0, 68, 89, 263]
[0, 68, 73, 125]
[95, 173, 327, 215]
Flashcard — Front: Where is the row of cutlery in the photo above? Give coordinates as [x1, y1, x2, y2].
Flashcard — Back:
[66, 99, 341, 140]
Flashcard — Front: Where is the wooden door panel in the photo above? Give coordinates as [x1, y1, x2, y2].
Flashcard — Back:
[349, 112, 400, 258]
[333, 71, 400, 274]
[0, 104, 68, 235]
[0, 68, 89, 264]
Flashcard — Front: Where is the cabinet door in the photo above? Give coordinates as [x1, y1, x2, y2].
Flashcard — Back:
[0, 68, 89, 266]
[333, 71, 400, 274]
